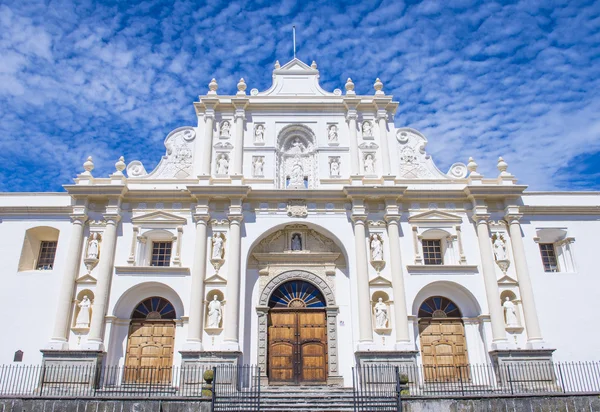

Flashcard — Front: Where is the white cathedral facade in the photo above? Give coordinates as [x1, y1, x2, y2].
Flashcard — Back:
[1, 58, 599, 386]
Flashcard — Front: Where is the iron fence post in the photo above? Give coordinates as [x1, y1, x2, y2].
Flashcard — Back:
[211, 366, 217, 411]
[507, 365, 514, 395]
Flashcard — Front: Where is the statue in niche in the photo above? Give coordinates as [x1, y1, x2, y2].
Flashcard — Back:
[328, 125, 338, 143]
[254, 124, 265, 143]
[329, 157, 340, 177]
[370, 234, 383, 261]
[75, 295, 92, 328]
[253, 156, 264, 177]
[289, 159, 304, 186]
[207, 295, 222, 328]
[364, 154, 375, 174]
[290, 138, 305, 153]
[493, 236, 507, 261]
[220, 121, 231, 137]
[374, 298, 388, 329]
[362, 121, 373, 138]
[86, 233, 99, 260]
[216, 154, 229, 175]
[212, 233, 224, 260]
[503, 297, 518, 326]
[291, 234, 302, 251]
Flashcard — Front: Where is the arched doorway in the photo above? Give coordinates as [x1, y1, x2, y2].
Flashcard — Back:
[418, 296, 468, 382]
[268, 280, 327, 384]
[124, 297, 176, 384]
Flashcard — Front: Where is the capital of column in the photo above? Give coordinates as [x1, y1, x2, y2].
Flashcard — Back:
[234, 112, 246, 121]
[376, 110, 388, 121]
[346, 111, 358, 121]
[472, 213, 490, 225]
[505, 213, 523, 224]
[351, 214, 368, 224]
[384, 214, 401, 224]
[228, 215, 244, 224]
[70, 214, 88, 225]
[193, 214, 210, 225]
[204, 111, 215, 121]
[103, 214, 121, 226]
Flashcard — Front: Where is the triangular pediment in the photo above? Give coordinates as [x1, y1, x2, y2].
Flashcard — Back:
[76, 273, 97, 284]
[205, 273, 227, 285]
[498, 275, 518, 285]
[258, 58, 335, 97]
[408, 210, 463, 224]
[131, 210, 187, 226]
[369, 275, 393, 286]
[278, 58, 316, 73]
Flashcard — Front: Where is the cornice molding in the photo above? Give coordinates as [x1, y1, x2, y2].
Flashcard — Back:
[520, 205, 600, 215]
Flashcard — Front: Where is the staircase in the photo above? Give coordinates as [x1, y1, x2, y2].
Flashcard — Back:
[260, 386, 356, 411]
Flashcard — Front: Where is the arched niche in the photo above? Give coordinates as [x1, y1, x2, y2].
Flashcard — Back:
[205, 289, 225, 331]
[275, 124, 318, 189]
[372, 291, 391, 331]
[72, 289, 95, 330]
[411, 281, 481, 318]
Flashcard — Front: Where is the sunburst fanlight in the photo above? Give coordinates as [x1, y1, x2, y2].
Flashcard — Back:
[269, 280, 326, 308]
[132, 296, 176, 319]
[418, 296, 461, 318]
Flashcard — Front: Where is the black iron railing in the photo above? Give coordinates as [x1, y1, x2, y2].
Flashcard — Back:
[211, 365, 260, 412]
[352, 364, 401, 412]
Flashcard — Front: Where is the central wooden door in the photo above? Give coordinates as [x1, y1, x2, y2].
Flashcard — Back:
[268, 310, 327, 384]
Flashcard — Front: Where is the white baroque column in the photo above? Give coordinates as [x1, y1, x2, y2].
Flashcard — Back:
[201, 113, 215, 176]
[47, 214, 88, 349]
[233, 112, 245, 176]
[85, 213, 121, 350]
[185, 214, 210, 351]
[376, 111, 392, 175]
[352, 215, 374, 345]
[473, 214, 509, 348]
[347, 112, 359, 175]
[506, 213, 544, 347]
[223, 214, 243, 349]
[384, 215, 411, 348]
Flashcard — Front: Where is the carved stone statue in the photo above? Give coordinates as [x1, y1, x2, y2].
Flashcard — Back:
[207, 295, 222, 328]
[494, 237, 507, 261]
[291, 234, 302, 251]
[362, 121, 373, 138]
[364, 154, 375, 174]
[329, 157, 340, 177]
[328, 125, 338, 143]
[220, 121, 231, 137]
[254, 124, 265, 143]
[291, 138, 305, 153]
[289, 160, 304, 186]
[503, 297, 519, 327]
[212, 233, 224, 260]
[370, 234, 383, 261]
[75, 295, 92, 328]
[253, 156, 264, 177]
[374, 298, 388, 329]
[86, 233, 99, 260]
[216, 154, 229, 175]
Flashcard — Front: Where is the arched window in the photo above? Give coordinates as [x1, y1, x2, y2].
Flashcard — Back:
[131, 297, 176, 319]
[269, 280, 326, 308]
[18, 226, 60, 271]
[418, 296, 461, 318]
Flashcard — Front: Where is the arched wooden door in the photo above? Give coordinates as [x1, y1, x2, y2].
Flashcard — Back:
[267, 280, 327, 384]
[418, 296, 469, 382]
[124, 297, 176, 384]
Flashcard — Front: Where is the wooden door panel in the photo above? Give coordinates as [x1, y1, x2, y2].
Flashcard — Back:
[268, 310, 327, 384]
[419, 319, 468, 382]
[125, 321, 175, 384]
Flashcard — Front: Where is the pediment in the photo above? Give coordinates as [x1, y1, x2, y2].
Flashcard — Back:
[498, 274, 518, 285]
[369, 275, 392, 286]
[205, 273, 227, 285]
[408, 210, 463, 224]
[258, 58, 335, 97]
[131, 211, 187, 226]
[76, 273, 97, 284]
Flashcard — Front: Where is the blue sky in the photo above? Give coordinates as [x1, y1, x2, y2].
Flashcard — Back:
[1, 0, 599, 192]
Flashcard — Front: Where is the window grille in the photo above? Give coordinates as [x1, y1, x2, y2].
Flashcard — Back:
[539, 243, 559, 272]
[151, 241, 172, 267]
[36, 241, 57, 270]
[423, 239, 443, 265]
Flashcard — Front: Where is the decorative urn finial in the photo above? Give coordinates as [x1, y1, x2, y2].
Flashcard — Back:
[311, 60, 317, 69]
[345, 78, 355, 95]
[274, 60, 281, 69]
[497, 156, 508, 174]
[115, 156, 126, 174]
[237, 78, 247, 95]
[467, 157, 479, 174]
[208, 78, 218, 94]
[83, 156, 94, 175]
[374, 78, 384, 95]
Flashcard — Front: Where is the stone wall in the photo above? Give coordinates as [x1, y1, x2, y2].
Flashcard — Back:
[2, 395, 600, 412]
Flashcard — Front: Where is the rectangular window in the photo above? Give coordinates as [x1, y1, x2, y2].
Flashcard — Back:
[151, 241, 172, 267]
[37, 241, 57, 270]
[539, 243, 559, 272]
[423, 239, 443, 265]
